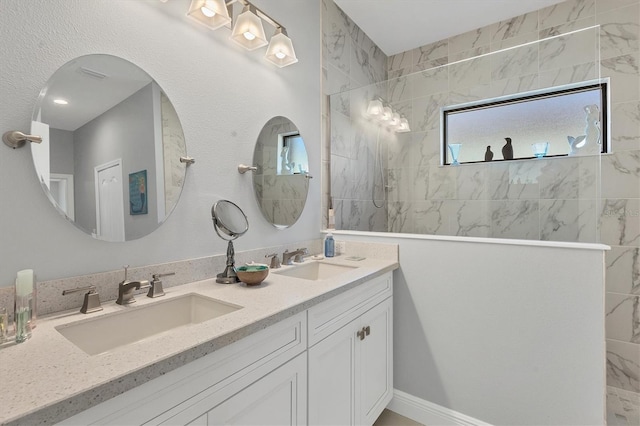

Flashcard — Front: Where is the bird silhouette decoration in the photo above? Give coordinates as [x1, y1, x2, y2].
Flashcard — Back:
[484, 146, 494, 162]
[502, 137, 513, 160]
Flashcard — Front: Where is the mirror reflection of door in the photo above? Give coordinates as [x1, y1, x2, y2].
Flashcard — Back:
[49, 173, 75, 221]
[94, 160, 125, 242]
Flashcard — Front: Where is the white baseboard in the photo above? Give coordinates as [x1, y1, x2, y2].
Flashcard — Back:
[387, 389, 492, 426]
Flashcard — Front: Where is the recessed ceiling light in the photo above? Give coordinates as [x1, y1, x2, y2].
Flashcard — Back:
[53, 99, 69, 105]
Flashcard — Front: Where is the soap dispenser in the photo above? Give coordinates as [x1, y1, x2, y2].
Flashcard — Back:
[324, 233, 335, 257]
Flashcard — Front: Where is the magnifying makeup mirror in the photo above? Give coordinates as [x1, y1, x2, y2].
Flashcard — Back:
[211, 200, 249, 283]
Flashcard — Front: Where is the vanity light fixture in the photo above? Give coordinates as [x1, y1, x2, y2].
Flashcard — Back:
[264, 28, 298, 67]
[187, 0, 232, 30]
[230, 4, 268, 50]
[181, 0, 298, 67]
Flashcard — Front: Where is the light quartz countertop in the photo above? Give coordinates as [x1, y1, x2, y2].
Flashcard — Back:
[0, 255, 398, 425]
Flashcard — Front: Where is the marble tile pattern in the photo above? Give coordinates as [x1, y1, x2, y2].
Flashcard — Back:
[324, 0, 640, 405]
[607, 386, 640, 426]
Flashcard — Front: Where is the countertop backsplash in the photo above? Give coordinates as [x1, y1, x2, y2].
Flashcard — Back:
[0, 238, 400, 321]
[0, 239, 323, 321]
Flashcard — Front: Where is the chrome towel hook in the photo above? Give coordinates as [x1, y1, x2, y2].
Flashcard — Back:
[238, 164, 258, 174]
[3, 131, 43, 149]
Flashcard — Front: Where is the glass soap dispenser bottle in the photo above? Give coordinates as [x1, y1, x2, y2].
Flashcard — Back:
[14, 269, 35, 343]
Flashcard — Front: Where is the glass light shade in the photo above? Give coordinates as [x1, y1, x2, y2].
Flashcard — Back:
[389, 112, 401, 127]
[380, 106, 392, 122]
[230, 6, 268, 51]
[187, 0, 231, 30]
[396, 118, 411, 133]
[366, 99, 384, 117]
[265, 29, 298, 67]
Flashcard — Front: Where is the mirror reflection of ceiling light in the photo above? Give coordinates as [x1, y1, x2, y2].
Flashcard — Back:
[53, 99, 69, 105]
[182, 0, 298, 67]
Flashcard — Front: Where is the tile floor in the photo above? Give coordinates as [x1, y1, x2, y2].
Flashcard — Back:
[374, 409, 423, 426]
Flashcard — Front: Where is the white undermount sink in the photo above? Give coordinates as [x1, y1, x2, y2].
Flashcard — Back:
[274, 261, 357, 281]
[56, 293, 242, 355]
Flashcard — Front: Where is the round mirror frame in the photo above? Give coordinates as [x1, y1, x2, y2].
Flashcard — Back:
[251, 116, 310, 229]
[30, 54, 188, 242]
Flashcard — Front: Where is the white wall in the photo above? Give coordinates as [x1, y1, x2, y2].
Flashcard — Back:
[0, 0, 321, 285]
[335, 231, 606, 425]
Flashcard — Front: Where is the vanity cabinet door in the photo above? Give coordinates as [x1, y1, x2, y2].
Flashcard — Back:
[357, 297, 393, 426]
[204, 353, 307, 425]
[308, 317, 358, 425]
[163, 353, 307, 425]
[308, 296, 393, 426]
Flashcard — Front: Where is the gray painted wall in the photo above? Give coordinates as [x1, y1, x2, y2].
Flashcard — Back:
[0, 0, 321, 285]
[49, 128, 74, 175]
[73, 83, 156, 239]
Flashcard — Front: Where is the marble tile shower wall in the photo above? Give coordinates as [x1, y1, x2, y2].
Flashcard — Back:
[322, 0, 389, 231]
[385, 0, 640, 413]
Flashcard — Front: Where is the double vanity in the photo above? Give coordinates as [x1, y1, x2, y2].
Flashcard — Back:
[1, 249, 398, 425]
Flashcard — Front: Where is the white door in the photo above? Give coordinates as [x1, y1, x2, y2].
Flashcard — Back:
[95, 160, 125, 242]
[50, 173, 75, 221]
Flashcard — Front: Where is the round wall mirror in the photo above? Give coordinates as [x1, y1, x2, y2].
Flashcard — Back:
[30, 54, 188, 242]
[252, 116, 310, 229]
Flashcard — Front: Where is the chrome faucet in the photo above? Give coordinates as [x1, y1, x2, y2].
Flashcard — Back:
[116, 265, 150, 305]
[282, 248, 307, 265]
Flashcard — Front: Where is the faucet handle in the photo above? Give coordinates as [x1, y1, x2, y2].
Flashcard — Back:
[62, 285, 103, 314]
[265, 253, 281, 269]
[121, 265, 130, 282]
[148, 272, 175, 298]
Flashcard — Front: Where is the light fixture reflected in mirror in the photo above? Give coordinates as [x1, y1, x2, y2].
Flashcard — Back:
[366, 99, 411, 133]
[187, 0, 232, 30]
[265, 28, 298, 67]
[396, 118, 411, 133]
[366, 98, 384, 118]
[230, 4, 268, 50]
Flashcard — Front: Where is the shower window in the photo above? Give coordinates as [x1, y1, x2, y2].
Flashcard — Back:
[442, 80, 609, 165]
[278, 132, 308, 175]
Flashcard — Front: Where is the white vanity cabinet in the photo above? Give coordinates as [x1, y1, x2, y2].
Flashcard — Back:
[60, 312, 307, 426]
[58, 271, 393, 426]
[307, 272, 393, 426]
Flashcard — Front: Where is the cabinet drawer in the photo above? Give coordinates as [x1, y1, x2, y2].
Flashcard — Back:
[61, 312, 307, 425]
[308, 271, 392, 346]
